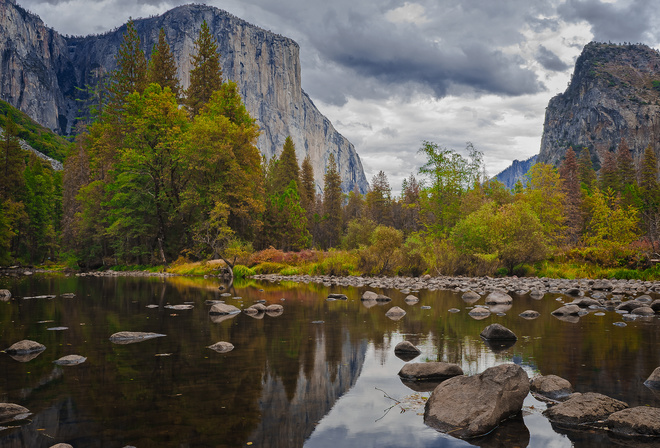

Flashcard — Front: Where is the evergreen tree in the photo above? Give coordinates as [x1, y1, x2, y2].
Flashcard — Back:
[322, 154, 343, 248]
[0, 114, 25, 202]
[616, 138, 636, 189]
[273, 136, 300, 193]
[147, 28, 181, 99]
[599, 151, 618, 194]
[186, 20, 223, 116]
[559, 146, 582, 244]
[577, 147, 597, 190]
[366, 171, 393, 225]
[105, 20, 147, 121]
[300, 155, 316, 211]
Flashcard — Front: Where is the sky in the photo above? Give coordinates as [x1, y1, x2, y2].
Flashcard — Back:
[19, 0, 660, 194]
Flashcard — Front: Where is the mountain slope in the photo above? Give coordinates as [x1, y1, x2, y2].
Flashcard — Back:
[0, 1, 368, 192]
[539, 42, 660, 168]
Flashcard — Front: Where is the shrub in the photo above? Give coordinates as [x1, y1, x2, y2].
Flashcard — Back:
[252, 262, 286, 274]
[233, 264, 256, 279]
[358, 226, 403, 276]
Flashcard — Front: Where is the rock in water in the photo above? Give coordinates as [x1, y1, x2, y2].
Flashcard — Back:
[209, 303, 241, 315]
[484, 291, 513, 305]
[5, 340, 46, 355]
[530, 375, 573, 401]
[644, 367, 660, 389]
[424, 364, 529, 439]
[53, 355, 87, 366]
[0, 403, 30, 423]
[551, 304, 581, 316]
[480, 323, 517, 340]
[543, 392, 628, 427]
[398, 362, 463, 381]
[0, 289, 11, 301]
[385, 306, 406, 320]
[208, 342, 234, 353]
[109, 332, 166, 344]
[266, 304, 284, 316]
[605, 407, 660, 438]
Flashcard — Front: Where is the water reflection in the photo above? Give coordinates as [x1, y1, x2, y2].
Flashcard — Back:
[0, 275, 657, 447]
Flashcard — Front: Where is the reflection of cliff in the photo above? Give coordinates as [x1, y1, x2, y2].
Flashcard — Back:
[248, 329, 367, 447]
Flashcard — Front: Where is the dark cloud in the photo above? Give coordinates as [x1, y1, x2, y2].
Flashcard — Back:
[536, 45, 570, 71]
[558, 0, 659, 43]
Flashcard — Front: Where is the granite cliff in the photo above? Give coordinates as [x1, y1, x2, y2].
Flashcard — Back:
[494, 155, 537, 189]
[539, 42, 660, 168]
[0, 1, 368, 192]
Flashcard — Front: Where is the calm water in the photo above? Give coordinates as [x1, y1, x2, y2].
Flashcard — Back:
[0, 274, 658, 448]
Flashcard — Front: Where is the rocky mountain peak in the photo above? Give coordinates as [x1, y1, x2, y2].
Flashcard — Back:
[539, 41, 660, 169]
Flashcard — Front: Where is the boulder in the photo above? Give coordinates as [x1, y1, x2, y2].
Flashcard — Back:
[5, 340, 46, 355]
[485, 291, 513, 305]
[616, 301, 646, 312]
[530, 375, 573, 401]
[462, 291, 481, 303]
[519, 310, 540, 319]
[0, 403, 30, 423]
[468, 307, 491, 320]
[209, 303, 241, 315]
[404, 294, 419, 304]
[651, 300, 660, 313]
[361, 291, 378, 300]
[109, 332, 166, 344]
[592, 279, 613, 290]
[49, 444, 74, 448]
[385, 306, 406, 320]
[328, 293, 348, 300]
[605, 406, 660, 438]
[53, 355, 87, 366]
[375, 294, 392, 302]
[398, 362, 463, 381]
[632, 306, 655, 316]
[164, 304, 194, 310]
[543, 392, 628, 427]
[571, 298, 601, 308]
[551, 304, 581, 316]
[530, 290, 545, 300]
[644, 367, 660, 389]
[208, 341, 234, 353]
[424, 364, 529, 439]
[480, 323, 517, 341]
[394, 341, 421, 354]
[0, 289, 11, 301]
[266, 304, 284, 316]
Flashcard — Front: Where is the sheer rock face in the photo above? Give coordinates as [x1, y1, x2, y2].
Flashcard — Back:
[0, 1, 368, 193]
[539, 42, 660, 168]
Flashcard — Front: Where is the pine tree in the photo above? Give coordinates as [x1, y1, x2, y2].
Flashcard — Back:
[366, 171, 392, 225]
[577, 147, 597, 190]
[147, 28, 181, 99]
[599, 151, 618, 194]
[559, 147, 582, 244]
[105, 20, 147, 121]
[186, 20, 223, 116]
[322, 154, 343, 248]
[0, 114, 26, 202]
[638, 145, 660, 249]
[273, 136, 300, 193]
[300, 155, 316, 210]
[616, 138, 636, 189]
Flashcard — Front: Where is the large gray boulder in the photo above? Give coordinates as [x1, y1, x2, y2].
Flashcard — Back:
[592, 279, 613, 290]
[209, 303, 241, 315]
[0, 403, 30, 423]
[480, 324, 517, 341]
[543, 392, 628, 427]
[551, 304, 581, 316]
[462, 291, 480, 303]
[604, 406, 660, 438]
[398, 362, 463, 381]
[5, 340, 46, 355]
[266, 304, 284, 316]
[424, 363, 529, 439]
[485, 291, 513, 305]
[0, 289, 11, 301]
[530, 375, 573, 401]
[361, 291, 378, 300]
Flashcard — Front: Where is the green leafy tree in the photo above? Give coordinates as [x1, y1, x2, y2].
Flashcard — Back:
[523, 163, 566, 245]
[147, 28, 181, 100]
[418, 141, 483, 236]
[186, 20, 223, 116]
[358, 225, 403, 275]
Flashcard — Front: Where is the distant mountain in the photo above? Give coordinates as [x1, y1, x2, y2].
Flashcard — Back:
[495, 155, 537, 189]
[539, 42, 660, 168]
[0, 0, 368, 192]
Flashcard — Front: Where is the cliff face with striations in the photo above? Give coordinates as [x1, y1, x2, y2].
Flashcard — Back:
[494, 155, 537, 189]
[539, 42, 660, 168]
[0, 1, 368, 192]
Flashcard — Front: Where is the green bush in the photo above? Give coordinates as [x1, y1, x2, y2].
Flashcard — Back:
[233, 264, 256, 279]
[252, 262, 286, 274]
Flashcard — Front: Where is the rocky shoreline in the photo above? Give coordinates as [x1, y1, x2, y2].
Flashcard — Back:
[251, 273, 660, 297]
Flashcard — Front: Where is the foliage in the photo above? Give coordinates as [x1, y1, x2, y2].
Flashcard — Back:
[186, 20, 223, 117]
[342, 217, 377, 250]
[233, 264, 256, 279]
[358, 225, 404, 276]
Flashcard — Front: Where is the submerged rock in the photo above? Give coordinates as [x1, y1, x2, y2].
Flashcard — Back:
[468, 307, 491, 319]
[404, 294, 419, 304]
[53, 355, 87, 366]
[605, 406, 660, 438]
[0, 403, 30, 423]
[328, 293, 348, 300]
[164, 304, 194, 310]
[109, 332, 166, 344]
[0, 289, 11, 301]
[266, 304, 284, 316]
[398, 362, 463, 381]
[530, 375, 573, 401]
[361, 291, 378, 300]
[543, 392, 628, 427]
[461, 291, 480, 303]
[424, 363, 529, 439]
[208, 341, 234, 353]
[551, 304, 581, 316]
[209, 303, 241, 315]
[645, 367, 660, 389]
[519, 310, 540, 319]
[485, 290, 513, 305]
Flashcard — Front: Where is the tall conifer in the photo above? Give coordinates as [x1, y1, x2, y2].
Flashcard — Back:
[599, 151, 618, 193]
[322, 154, 343, 248]
[616, 138, 636, 189]
[577, 147, 597, 189]
[147, 28, 181, 99]
[186, 20, 223, 116]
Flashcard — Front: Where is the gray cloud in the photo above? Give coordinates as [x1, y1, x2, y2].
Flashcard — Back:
[558, 0, 659, 43]
[536, 45, 570, 71]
